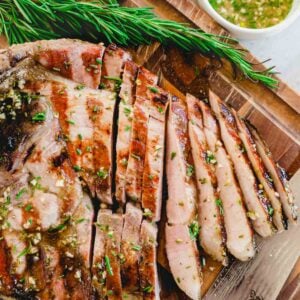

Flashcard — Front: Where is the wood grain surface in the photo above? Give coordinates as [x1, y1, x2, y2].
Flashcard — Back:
[1, 0, 299, 298]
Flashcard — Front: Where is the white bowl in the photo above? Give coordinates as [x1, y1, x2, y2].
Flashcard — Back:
[198, 0, 300, 39]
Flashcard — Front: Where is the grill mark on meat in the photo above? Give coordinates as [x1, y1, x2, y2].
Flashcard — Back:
[209, 91, 274, 237]
[234, 112, 286, 231]
[166, 96, 198, 225]
[126, 68, 158, 202]
[248, 124, 297, 224]
[115, 61, 138, 205]
[37, 49, 73, 79]
[186, 94, 227, 264]
[101, 44, 131, 92]
[141, 88, 169, 221]
[199, 100, 255, 261]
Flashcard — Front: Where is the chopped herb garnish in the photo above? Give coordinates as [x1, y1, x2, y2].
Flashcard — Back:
[96, 58, 102, 65]
[194, 66, 200, 76]
[48, 216, 70, 233]
[215, 198, 224, 215]
[189, 221, 199, 240]
[86, 146, 92, 153]
[268, 206, 274, 216]
[143, 208, 153, 217]
[120, 158, 128, 166]
[125, 125, 131, 132]
[25, 204, 33, 212]
[75, 84, 85, 90]
[104, 255, 113, 276]
[93, 105, 100, 113]
[76, 148, 82, 155]
[171, 152, 176, 160]
[78, 133, 83, 140]
[99, 83, 106, 89]
[157, 106, 164, 114]
[148, 86, 158, 93]
[97, 168, 108, 179]
[52, 67, 61, 72]
[131, 153, 140, 160]
[32, 112, 46, 122]
[30, 176, 42, 190]
[205, 150, 217, 165]
[143, 285, 153, 293]
[186, 164, 194, 177]
[73, 165, 81, 172]
[17, 244, 32, 258]
[104, 76, 122, 85]
[131, 244, 141, 251]
[16, 188, 27, 200]
[124, 107, 131, 118]
[75, 218, 86, 224]
[66, 120, 75, 125]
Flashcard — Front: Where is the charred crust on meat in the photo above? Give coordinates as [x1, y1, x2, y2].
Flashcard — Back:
[52, 151, 68, 168]
[153, 91, 169, 105]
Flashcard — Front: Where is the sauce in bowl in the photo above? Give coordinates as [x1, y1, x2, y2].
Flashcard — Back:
[208, 0, 293, 29]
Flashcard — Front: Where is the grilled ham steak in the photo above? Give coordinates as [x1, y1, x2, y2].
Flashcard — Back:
[200, 100, 255, 261]
[186, 94, 227, 264]
[209, 91, 275, 237]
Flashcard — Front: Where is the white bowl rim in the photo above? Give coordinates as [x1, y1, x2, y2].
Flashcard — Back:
[200, 0, 300, 34]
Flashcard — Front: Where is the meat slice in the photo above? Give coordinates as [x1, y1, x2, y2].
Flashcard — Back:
[126, 68, 158, 202]
[0, 60, 93, 298]
[141, 88, 169, 221]
[121, 203, 143, 297]
[165, 224, 202, 300]
[166, 96, 198, 225]
[186, 94, 227, 264]
[100, 44, 132, 92]
[12, 58, 116, 204]
[234, 112, 286, 231]
[209, 91, 274, 237]
[139, 221, 159, 300]
[93, 210, 123, 299]
[1, 39, 105, 89]
[115, 61, 138, 205]
[249, 125, 297, 224]
[199, 100, 255, 261]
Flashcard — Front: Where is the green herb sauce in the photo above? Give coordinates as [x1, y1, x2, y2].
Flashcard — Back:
[209, 0, 293, 29]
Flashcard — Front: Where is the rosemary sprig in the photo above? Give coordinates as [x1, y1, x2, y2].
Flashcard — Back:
[0, 0, 277, 88]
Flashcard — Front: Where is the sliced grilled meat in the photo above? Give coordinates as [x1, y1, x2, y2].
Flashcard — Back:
[199, 100, 255, 261]
[165, 224, 202, 300]
[0, 39, 106, 89]
[121, 203, 143, 297]
[141, 87, 169, 222]
[139, 220, 159, 300]
[166, 96, 198, 225]
[100, 44, 131, 92]
[0, 60, 93, 298]
[186, 94, 227, 264]
[234, 112, 286, 231]
[93, 209, 123, 299]
[115, 61, 138, 205]
[249, 125, 297, 224]
[209, 91, 274, 237]
[126, 68, 158, 202]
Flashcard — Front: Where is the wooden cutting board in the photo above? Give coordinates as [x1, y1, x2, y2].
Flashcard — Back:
[1, 0, 299, 298]
[121, 0, 300, 299]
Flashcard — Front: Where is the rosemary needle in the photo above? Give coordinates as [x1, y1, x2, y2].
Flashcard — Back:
[0, 0, 278, 88]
